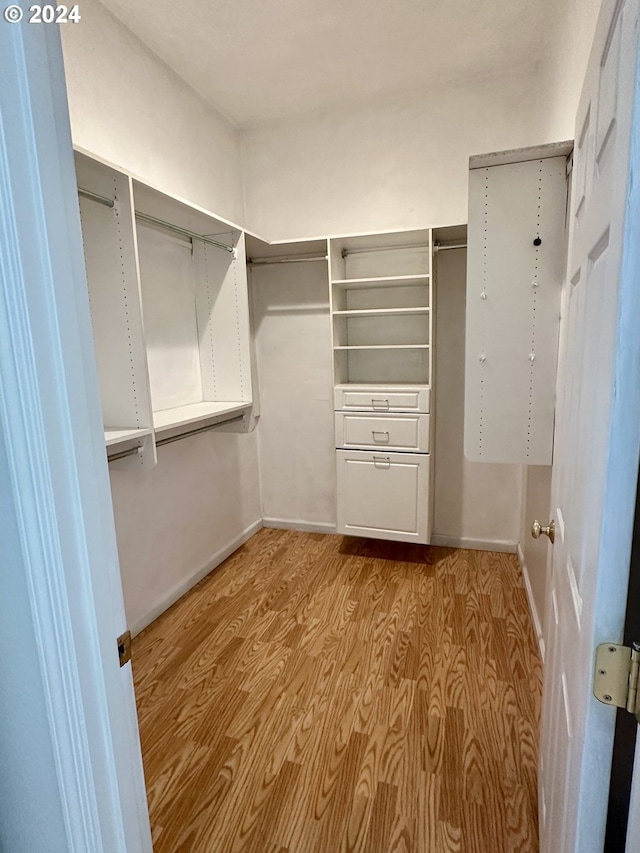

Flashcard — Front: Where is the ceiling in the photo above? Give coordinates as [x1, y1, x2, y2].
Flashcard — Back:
[100, 0, 556, 129]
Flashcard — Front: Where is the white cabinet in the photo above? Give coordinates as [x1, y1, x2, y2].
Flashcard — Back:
[329, 230, 435, 544]
[336, 450, 430, 543]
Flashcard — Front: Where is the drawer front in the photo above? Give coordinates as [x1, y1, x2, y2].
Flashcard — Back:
[334, 387, 430, 413]
[335, 412, 429, 452]
[336, 449, 430, 544]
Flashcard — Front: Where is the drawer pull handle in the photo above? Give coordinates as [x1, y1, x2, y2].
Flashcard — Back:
[372, 430, 390, 441]
[373, 455, 391, 467]
[371, 398, 390, 409]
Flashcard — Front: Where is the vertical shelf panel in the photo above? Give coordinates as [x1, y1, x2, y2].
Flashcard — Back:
[195, 232, 252, 403]
[75, 153, 156, 467]
[465, 156, 567, 464]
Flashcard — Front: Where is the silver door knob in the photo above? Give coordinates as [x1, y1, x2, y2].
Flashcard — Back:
[531, 519, 555, 544]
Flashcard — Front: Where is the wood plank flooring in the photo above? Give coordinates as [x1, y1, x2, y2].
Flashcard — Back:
[132, 528, 542, 853]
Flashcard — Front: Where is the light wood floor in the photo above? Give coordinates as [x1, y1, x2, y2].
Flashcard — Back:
[132, 528, 542, 853]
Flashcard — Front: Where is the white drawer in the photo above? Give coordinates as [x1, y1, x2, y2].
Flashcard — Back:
[336, 449, 431, 544]
[335, 412, 429, 452]
[334, 387, 430, 413]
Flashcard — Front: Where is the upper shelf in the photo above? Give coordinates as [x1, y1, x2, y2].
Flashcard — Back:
[334, 344, 429, 351]
[104, 427, 154, 447]
[332, 274, 430, 289]
[153, 401, 250, 434]
[332, 307, 429, 317]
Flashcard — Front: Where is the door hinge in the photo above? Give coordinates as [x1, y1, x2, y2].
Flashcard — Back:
[594, 642, 640, 722]
[117, 630, 132, 667]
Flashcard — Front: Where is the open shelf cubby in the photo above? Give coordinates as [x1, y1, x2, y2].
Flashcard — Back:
[133, 182, 253, 437]
[75, 152, 156, 465]
[328, 230, 433, 387]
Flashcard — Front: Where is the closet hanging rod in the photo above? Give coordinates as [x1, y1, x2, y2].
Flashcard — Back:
[155, 414, 245, 448]
[78, 187, 116, 208]
[134, 211, 235, 255]
[247, 255, 328, 266]
[433, 242, 467, 252]
[107, 444, 142, 462]
[341, 243, 426, 258]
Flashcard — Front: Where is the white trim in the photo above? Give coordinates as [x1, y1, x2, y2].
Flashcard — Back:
[469, 140, 574, 169]
[0, 24, 151, 851]
[517, 544, 546, 663]
[429, 534, 518, 553]
[262, 517, 338, 535]
[129, 519, 263, 636]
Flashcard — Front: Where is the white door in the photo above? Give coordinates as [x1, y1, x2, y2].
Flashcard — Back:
[539, 1, 640, 851]
[0, 22, 152, 853]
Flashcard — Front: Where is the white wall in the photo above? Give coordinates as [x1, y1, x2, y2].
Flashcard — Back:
[535, 0, 602, 142]
[251, 245, 522, 549]
[111, 430, 261, 634]
[240, 2, 601, 243]
[251, 262, 336, 531]
[433, 247, 523, 550]
[61, 0, 261, 634]
[241, 70, 553, 241]
[61, 0, 245, 225]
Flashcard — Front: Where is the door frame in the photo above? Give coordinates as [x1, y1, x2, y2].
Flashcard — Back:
[604, 471, 640, 850]
[0, 21, 151, 853]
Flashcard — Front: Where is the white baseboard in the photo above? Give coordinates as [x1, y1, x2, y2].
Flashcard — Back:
[129, 518, 263, 637]
[429, 534, 518, 554]
[517, 543, 545, 663]
[262, 517, 337, 534]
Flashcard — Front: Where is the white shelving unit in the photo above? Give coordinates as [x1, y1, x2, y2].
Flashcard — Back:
[329, 229, 435, 544]
[75, 152, 156, 467]
[465, 146, 569, 464]
[134, 181, 253, 439]
[74, 151, 254, 468]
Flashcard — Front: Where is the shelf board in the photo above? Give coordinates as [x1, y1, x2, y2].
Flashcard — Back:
[332, 274, 429, 289]
[153, 401, 250, 433]
[334, 382, 430, 390]
[333, 307, 430, 317]
[333, 344, 429, 351]
[104, 427, 153, 447]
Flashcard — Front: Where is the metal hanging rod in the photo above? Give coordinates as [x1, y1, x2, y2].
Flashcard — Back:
[155, 414, 245, 448]
[433, 242, 467, 252]
[247, 255, 328, 266]
[342, 243, 427, 258]
[135, 211, 235, 255]
[78, 187, 116, 208]
[107, 413, 246, 459]
[107, 444, 142, 462]
[77, 189, 234, 256]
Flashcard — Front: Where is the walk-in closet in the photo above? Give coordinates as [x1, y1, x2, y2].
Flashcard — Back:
[5, 2, 640, 852]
